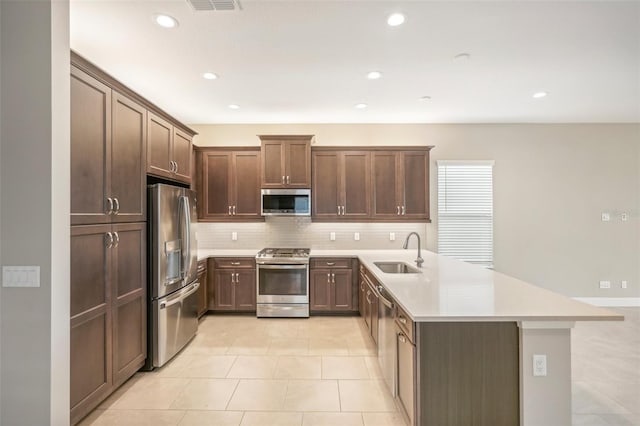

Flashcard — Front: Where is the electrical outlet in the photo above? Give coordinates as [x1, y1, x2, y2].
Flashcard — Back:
[601, 213, 610, 222]
[330, 232, 336, 241]
[354, 232, 360, 241]
[533, 354, 547, 377]
[599, 280, 611, 289]
[622, 280, 628, 289]
[621, 212, 628, 221]
[231, 232, 237, 241]
[389, 232, 395, 241]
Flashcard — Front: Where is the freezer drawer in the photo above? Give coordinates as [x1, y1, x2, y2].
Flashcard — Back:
[151, 281, 199, 368]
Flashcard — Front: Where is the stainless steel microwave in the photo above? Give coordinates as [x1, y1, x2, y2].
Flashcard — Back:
[261, 189, 311, 216]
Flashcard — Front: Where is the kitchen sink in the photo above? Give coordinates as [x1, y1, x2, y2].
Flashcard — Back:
[374, 261, 421, 274]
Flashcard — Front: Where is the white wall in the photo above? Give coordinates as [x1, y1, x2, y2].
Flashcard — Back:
[0, 1, 70, 424]
[192, 123, 640, 298]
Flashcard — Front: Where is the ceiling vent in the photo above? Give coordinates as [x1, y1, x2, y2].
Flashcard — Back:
[187, 0, 242, 11]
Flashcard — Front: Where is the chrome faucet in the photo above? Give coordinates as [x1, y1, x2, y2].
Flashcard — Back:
[403, 232, 424, 267]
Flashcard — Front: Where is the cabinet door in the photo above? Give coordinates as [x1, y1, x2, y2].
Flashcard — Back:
[70, 68, 111, 225]
[111, 93, 146, 223]
[342, 152, 371, 218]
[310, 269, 332, 311]
[397, 331, 416, 426]
[400, 151, 429, 220]
[234, 270, 256, 311]
[332, 269, 353, 311]
[359, 271, 367, 319]
[147, 112, 173, 179]
[199, 151, 232, 219]
[111, 223, 146, 386]
[196, 269, 208, 317]
[213, 270, 235, 311]
[372, 151, 401, 218]
[70, 225, 112, 424]
[232, 151, 261, 218]
[285, 140, 311, 188]
[367, 281, 379, 345]
[173, 128, 193, 184]
[312, 151, 340, 219]
[261, 141, 285, 188]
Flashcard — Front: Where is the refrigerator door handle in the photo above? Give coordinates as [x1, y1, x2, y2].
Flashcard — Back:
[180, 196, 191, 279]
[160, 282, 200, 309]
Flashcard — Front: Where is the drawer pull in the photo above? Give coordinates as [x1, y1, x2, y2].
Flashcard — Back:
[230, 262, 241, 266]
[326, 262, 335, 266]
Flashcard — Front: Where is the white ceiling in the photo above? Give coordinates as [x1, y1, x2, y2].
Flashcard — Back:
[70, 1, 640, 124]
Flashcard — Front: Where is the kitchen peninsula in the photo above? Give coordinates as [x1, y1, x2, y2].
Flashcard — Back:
[199, 248, 622, 426]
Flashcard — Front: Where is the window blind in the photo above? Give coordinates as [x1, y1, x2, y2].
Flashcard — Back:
[437, 160, 494, 268]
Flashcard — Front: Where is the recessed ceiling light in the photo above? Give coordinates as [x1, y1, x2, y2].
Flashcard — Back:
[419, 96, 432, 101]
[203, 72, 218, 80]
[355, 103, 368, 109]
[532, 91, 548, 99]
[367, 71, 382, 80]
[228, 104, 240, 109]
[154, 14, 178, 29]
[454, 53, 471, 61]
[387, 13, 405, 27]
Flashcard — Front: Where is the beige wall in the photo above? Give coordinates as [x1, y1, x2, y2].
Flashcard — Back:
[192, 123, 640, 298]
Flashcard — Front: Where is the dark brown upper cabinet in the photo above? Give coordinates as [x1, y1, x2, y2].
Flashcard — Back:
[147, 112, 193, 185]
[259, 135, 312, 188]
[71, 67, 146, 225]
[372, 148, 432, 221]
[312, 149, 371, 220]
[196, 147, 263, 221]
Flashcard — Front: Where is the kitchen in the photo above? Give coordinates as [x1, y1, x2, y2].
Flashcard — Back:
[0, 1, 639, 426]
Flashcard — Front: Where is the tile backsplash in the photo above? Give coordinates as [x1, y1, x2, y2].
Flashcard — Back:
[196, 217, 426, 250]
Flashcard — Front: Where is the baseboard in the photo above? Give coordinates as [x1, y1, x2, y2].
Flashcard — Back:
[573, 297, 640, 307]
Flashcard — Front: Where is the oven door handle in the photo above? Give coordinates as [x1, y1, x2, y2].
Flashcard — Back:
[258, 264, 308, 270]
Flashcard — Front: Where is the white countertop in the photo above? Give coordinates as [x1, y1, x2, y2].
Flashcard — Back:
[197, 248, 622, 323]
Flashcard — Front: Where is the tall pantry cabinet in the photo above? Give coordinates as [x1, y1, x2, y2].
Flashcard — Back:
[70, 58, 147, 424]
[70, 52, 195, 425]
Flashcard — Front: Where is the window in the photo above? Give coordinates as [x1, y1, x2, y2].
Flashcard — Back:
[437, 160, 494, 268]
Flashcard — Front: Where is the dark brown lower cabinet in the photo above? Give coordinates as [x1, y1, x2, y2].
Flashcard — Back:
[210, 258, 256, 312]
[70, 223, 146, 425]
[196, 259, 208, 317]
[309, 258, 357, 313]
[359, 267, 379, 344]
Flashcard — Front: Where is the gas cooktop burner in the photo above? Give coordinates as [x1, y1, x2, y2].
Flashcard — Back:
[256, 248, 310, 263]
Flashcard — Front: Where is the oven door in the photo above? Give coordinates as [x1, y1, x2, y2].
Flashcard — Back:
[257, 264, 309, 304]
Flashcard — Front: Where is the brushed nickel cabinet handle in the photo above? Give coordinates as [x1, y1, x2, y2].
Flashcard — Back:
[402, 205, 406, 215]
[282, 176, 285, 184]
[174, 162, 179, 173]
[287, 176, 290, 184]
[327, 273, 331, 282]
[105, 232, 113, 248]
[342, 206, 346, 215]
[113, 197, 120, 214]
[230, 261, 241, 266]
[326, 262, 335, 266]
[235, 273, 239, 282]
[231, 272, 235, 283]
[233, 205, 236, 215]
[106, 197, 113, 214]
[331, 273, 335, 283]
[337, 205, 341, 215]
[228, 206, 232, 215]
[396, 206, 400, 215]
[113, 231, 119, 247]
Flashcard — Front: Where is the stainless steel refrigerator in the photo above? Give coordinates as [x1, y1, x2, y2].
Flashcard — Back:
[148, 184, 199, 368]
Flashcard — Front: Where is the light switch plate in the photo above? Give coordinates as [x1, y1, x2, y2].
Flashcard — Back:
[2, 266, 40, 287]
[601, 212, 610, 222]
[533, 354, 547, 377]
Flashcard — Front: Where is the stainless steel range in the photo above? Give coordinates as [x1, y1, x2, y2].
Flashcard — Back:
[256, 248, 310, 318]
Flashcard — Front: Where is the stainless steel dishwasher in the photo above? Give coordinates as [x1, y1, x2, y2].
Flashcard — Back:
[377, 284, 397, 397]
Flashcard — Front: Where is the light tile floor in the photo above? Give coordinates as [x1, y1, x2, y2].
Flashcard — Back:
[81, 309, 640, 426]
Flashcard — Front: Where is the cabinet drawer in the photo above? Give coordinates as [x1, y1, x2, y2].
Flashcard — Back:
[310, 258, 352, 269]
[395, 304, 415, 344]
[214, 258, 255, 269]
